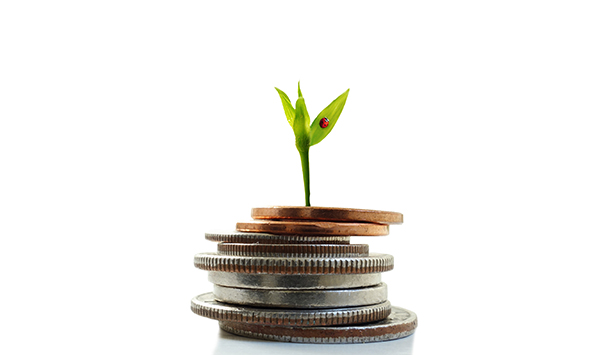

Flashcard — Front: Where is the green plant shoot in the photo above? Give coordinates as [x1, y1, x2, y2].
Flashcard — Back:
[275, 82, 350, 206]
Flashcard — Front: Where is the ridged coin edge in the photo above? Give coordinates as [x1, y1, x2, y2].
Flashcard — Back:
[193, 253, 394, 274]
[217, 243, 369, 257]
[190, 294, 392, 326]
[205, 232, 351, 244]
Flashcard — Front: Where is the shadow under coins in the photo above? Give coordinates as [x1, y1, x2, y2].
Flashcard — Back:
[212, 328, 415, 355]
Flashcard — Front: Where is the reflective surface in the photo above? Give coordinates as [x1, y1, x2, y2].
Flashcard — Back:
[213, 283, 388, 308]
[213, 328, 415, 355]
[191, 293, 392, 326]
[208, 271, 382, 289]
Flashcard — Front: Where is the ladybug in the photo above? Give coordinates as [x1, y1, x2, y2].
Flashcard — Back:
[319, 117, 329, 128]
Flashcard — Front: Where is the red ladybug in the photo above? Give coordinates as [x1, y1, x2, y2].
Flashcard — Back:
[319, 117, 329, 128]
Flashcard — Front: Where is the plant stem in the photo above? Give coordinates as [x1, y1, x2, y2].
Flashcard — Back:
[299, 148, 310, 206]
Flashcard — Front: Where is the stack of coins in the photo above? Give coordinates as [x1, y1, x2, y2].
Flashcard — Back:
[191, 206, 418, 343]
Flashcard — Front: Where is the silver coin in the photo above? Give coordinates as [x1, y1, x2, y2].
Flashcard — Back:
[194, 253, 394, 274]
[205, 231, 351, 244]
[216, 243, 369, 257]
[219, 306, 418, 343]
[208, 271, 382, 290]
[213, 283, 388, 309]
[191, 293, 392, 326]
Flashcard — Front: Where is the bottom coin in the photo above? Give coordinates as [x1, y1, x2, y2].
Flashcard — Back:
[219, 306, 418, 343]
[191, 293, 392, 326]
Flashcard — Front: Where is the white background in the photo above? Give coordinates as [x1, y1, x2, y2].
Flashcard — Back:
[1, 1, 599, 354]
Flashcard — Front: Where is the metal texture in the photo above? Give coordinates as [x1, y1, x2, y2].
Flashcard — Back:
[191, 293, 392, 326]
[194, 253, 394, 275]
[207, 271, 382, 290]
[212, 283, 388, 308]
[216, 243, 369, 257]
[205, 231, 351, 244]
[251, 206, 403, 225]
[219, 306, 418, 343]
[236, 220, 389, 236]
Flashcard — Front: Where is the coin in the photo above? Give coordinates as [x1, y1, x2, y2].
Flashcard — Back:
[207, 272, 382, 290]
[191, 293, 392, 326]
[252, 206, 403, 225]
[194, 253, 394, 274]
[219, 306, 418, 343]
[205, 231, 351, 244]
[217, 243, 369, 257]
[236, 221, 389, 236]
[213, 283, 388, 309]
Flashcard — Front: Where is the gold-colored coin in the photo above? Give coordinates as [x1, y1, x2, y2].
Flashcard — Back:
[236, 220, 389, 236]
[251, 206, 403, 225]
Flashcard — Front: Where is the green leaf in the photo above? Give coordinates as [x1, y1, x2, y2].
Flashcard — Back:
[297, 81, 303, 98]
[293, 97, 311, 151]
[309, 89, 349, 146]
[275, 87, 295, 127]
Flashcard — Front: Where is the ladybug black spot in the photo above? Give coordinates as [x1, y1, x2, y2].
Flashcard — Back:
[319, 117, 329, 128]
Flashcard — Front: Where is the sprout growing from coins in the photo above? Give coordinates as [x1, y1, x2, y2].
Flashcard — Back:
[191, 89, 418, 341]
[275, 82, 349, 206]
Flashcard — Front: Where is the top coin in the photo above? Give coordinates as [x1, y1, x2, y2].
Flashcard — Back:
[251, 206, 403, 225]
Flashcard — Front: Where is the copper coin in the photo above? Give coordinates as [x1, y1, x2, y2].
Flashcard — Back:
[205, 231, 351, 244]
[217, 243, 369, 257]
[251, 206, 403, 225]
[191, 293, 392, 326]
[236, 220, 389, 236]
[219, 306, 418, 343]
[194, 252, 394, 274]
